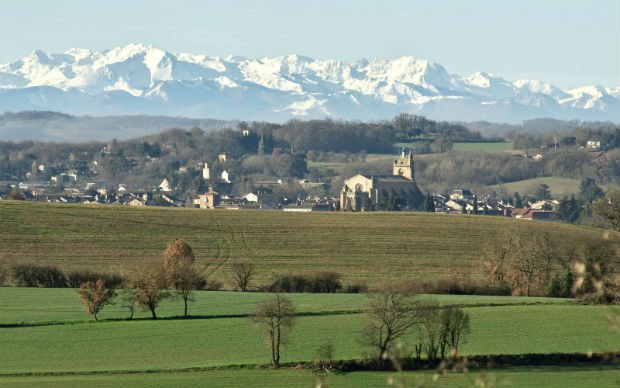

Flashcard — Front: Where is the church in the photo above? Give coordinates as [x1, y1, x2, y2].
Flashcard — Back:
[340, 149, 424, 211]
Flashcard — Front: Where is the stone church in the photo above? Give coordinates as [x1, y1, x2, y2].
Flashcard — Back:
[340, 149, 424, 211]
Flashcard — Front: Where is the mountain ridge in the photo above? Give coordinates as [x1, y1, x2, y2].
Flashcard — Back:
[0, 43, 617, 123]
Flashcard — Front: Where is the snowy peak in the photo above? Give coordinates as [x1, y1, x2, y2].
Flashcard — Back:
[0, 44, 617, 123]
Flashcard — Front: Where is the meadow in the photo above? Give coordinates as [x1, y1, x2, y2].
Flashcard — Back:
[0, 289, 619, 387]
[0, 201, 612, 289]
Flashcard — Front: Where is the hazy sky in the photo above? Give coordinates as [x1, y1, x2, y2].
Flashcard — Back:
[1, 0, 618, 88]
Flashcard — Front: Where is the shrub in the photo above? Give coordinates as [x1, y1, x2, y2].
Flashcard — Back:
[11, 264, 67, 288]
[265, 272, 343, 293]
[405, 277, 511, 296]
[66, 270, 125, 288]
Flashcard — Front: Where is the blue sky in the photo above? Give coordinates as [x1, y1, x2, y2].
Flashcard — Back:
[1, 0, 618, 88]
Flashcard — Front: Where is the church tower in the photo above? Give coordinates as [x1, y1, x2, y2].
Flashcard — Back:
[393, 148, 414, 180]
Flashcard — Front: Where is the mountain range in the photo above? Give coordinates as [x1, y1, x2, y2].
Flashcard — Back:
[0, 43, 618, 123]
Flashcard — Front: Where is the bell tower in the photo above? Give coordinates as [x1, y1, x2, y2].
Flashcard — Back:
[393, 148, 414, 180]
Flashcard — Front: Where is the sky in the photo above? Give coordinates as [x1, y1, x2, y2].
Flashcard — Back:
[0, 0, 618, 88]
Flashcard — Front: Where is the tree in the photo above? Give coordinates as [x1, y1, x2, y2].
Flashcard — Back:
[252, 294, 296, 367]
[535, 183, 552, 200]
[162, 239, 201, 317]
[361, 284, 424, 359]
[556, 195, 581, 223]
[162, 239, 195, 280]
[579, 178, 604, 204]
[440, 306, 470, 357]
[592, 191, 620, 231]
[77, 279, 116, 321]
[119, 288, 136, 320]
[131, 262, 168, 319]
[510, 232, 540, 296]
[231, 262, 256, 292]
[513, 192, 523, 208]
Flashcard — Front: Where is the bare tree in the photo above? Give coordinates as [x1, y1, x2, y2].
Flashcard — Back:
[131, 261, 168, 319]
[77, 279, 116, 321]
[252, 294, 296, 367]
[231, 262, 256, 292]
[441, 306, 471, 357]
[175, 262, 204, 318]
[361, 284, 424, 359]
[119, 288, 136, 320]
[510, 232, 540, 297]
[481, 234, 512, 288]
[592, 191, 620, 231]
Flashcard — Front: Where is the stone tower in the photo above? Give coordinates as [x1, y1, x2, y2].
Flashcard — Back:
[393, 148, 414, 180]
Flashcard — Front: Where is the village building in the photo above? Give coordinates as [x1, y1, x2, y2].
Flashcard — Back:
[340, 149, 424, 211]
[199, 190, 220, 209]
[221, 170, 233, 183]
[202, 162, 210, 180]
[158, 178, 172, 192]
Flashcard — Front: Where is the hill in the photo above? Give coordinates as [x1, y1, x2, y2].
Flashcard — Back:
[0, 201, 612, 288]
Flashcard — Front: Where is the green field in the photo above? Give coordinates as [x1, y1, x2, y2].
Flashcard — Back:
[452, 142, 512, 152]
[1, 289, 619, 387]
[0, 201, 613, 288]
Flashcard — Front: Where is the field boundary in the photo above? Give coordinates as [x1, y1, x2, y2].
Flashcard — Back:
[1, 353, 618, 378]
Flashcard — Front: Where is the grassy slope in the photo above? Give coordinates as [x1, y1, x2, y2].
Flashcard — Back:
[0, 201, 612, 288]
[490, 176, 583, 197]
[3, 367, 619, 388]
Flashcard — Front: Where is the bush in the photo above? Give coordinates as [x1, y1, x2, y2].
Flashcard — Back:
[405, 277, 511, 296]
[11, 264, 67, 287]
[265, 272, 343, 293]
[66, 270, 125, 288]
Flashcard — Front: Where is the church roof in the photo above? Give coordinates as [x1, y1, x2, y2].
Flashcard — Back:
[371, 175, 415, 182]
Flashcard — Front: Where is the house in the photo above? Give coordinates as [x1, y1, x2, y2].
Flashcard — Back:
[243, 193, 259, 204]
[202, 162, 210, 180]
[159, 178, 172, 192]
[511, 208, 556, 221]
[587, 140, 601, 150]
[218, 152, 229, 163]
[340, 149, 424, 211]
[221, 170, 233, 183]
[450, 189, 474, 201]
[533, 154, 544, 160]
[199, 190, 220, 209]
[51, 173, 77, 185]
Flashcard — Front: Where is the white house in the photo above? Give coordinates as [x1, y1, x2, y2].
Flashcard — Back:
[202, 162, 210, 180]
[587, 140, 601, 150]
[221, 170, 232, 183]
[243, 193, 259, 203]
[159, 178, 172, 192]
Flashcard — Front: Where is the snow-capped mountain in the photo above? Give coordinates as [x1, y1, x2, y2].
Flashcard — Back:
[0, 43, 617, 123]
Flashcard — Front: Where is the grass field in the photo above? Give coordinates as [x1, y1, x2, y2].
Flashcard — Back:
[0, 201, 613, 288]
[1, 289, 619, 376]
[452, 142, 512, 153]
[490, 176, 583, 197]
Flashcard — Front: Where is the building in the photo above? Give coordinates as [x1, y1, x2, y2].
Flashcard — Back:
[202, 162, 210, 180]
[199, 190, 220, 209]
[218, 152, 229, 163]
[586, 140, 601, 150]
[159, 178, 172, 192]
[450, 189, 474, 201]
[340, 149, 424, 211]
[221, 170, 232, 183]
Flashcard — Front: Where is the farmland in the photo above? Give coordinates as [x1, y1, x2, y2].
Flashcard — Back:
[0, 201, 613, 289]
[0, 289, 619, 387]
